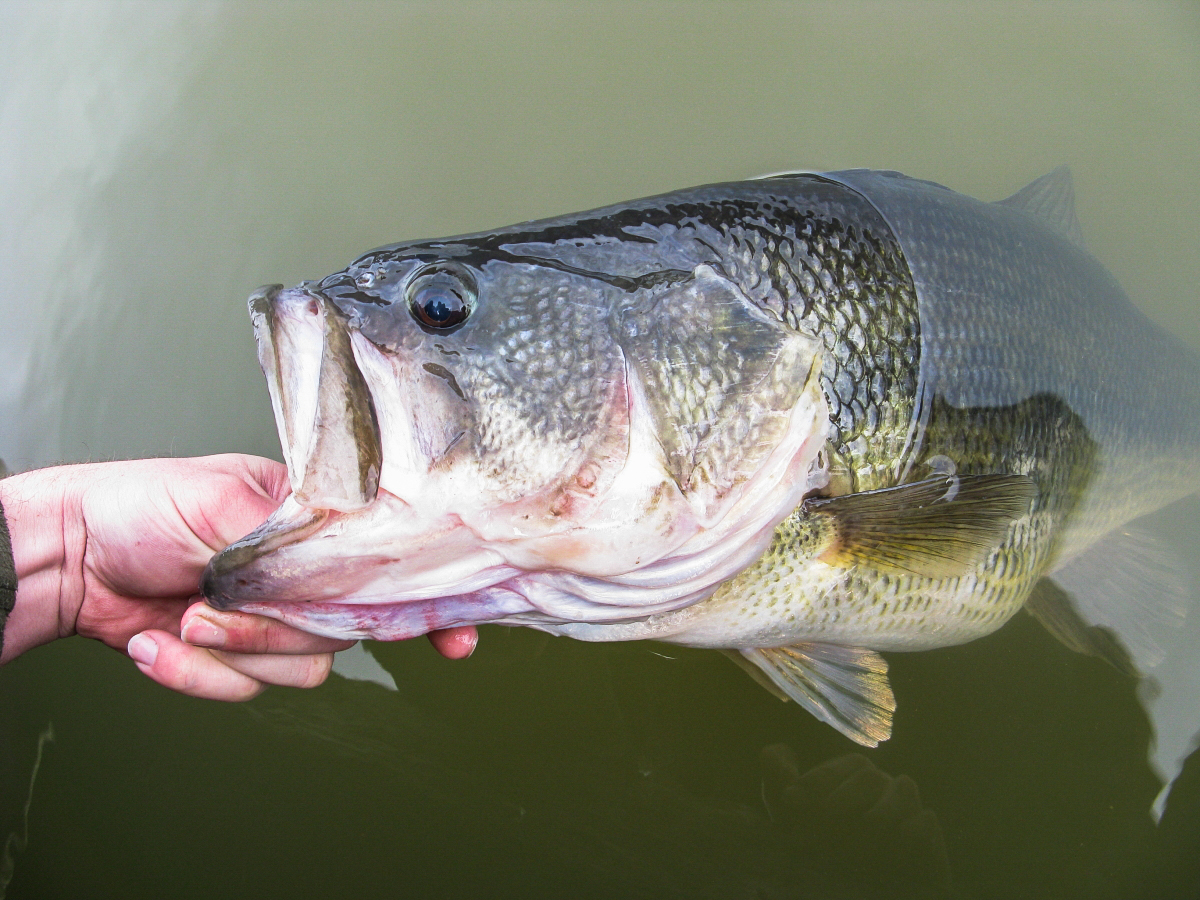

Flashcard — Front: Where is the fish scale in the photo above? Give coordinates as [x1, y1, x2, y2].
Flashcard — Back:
[711, 201, 922, 492]
[680, 392, 1097, 655]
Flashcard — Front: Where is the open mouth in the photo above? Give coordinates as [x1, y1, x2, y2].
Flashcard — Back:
[202, 284, 389, 611]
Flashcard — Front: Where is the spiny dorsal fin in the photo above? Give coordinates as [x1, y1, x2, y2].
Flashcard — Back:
[997, 166, 1085, 249]
[807, 474, 1036, 578]
[739, 643, 895, 747]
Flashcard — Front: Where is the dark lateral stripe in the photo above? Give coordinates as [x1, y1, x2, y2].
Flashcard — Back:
[350, 190, 838, 276]
[330, 247, 694, 304]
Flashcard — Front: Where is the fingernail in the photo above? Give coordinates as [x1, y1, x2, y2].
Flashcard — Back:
[181, 615, 226, 648]
[127, 633, 159, 667]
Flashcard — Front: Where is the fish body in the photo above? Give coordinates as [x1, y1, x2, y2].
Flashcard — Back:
[203, 170, 1200, 744]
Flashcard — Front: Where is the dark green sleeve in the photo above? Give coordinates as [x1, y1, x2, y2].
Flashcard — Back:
[0, 497, 15, 656]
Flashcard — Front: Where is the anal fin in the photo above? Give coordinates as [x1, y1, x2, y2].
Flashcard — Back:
[738, 643, 896, 747]
[1046, 527, 1187, 672]
[1029, 519, 1194, 821]
[1024, 578, 1137, 676]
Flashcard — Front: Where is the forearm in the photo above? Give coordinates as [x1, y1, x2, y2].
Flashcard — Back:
[0, 467, 86, 664]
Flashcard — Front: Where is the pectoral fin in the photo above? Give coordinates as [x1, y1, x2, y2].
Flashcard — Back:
[738, 644, 895, 747]
[720, 648, 790, 702]
[807, 474, 1036, 578]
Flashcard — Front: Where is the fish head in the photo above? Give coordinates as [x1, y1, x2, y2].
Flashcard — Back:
[203, 212, 829, 640]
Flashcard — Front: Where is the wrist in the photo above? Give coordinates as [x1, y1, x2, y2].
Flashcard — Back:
[0, 466, 88, 663]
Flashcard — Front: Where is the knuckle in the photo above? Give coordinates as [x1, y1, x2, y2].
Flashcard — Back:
[157, 645, 199, 692]
[256, 617, 282, 653]
[235, 680, 267, 702]
[228, 614, 278, 654]
[298, 653, 333, 689]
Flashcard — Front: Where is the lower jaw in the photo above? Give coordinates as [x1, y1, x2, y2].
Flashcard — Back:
[237, 585, 533, 641]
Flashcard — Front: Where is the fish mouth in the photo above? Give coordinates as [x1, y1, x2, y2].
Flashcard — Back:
[202, 283, 385, 610]
[201, 490, 523, 639]
[203, 282, 516, 619]
[202, 502, 331, 610]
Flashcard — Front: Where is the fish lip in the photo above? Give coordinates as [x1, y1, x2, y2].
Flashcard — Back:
[201, 505, 330, 610]
[202, 547, 265, 611]
[248, 283, 285, 316]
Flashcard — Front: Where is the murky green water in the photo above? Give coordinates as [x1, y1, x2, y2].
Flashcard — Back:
[2, 2, 1199, 897]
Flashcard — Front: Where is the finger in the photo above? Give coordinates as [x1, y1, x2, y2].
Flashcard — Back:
[128, 630, 266, 701]
[232, 454, 292, 503]
[193, 454, 291, 504]
[792, 753, 872, 800]
[862, 773, 923, 829]
[209, 647, 334, 689]
[180, 602, 354, 654]
[825, 764, 892, 819]
[790, 753, 873, 811]
[428, 625, 478, 659]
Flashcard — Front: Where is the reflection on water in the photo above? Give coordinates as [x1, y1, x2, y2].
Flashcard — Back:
[2, 2, 1199, 898]
[0, 724, 52, 900]
[7, 624, 1200, 898]
[759, 746, 952, 897]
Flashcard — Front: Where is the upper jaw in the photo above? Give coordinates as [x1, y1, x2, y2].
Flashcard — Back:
[248, 283, 382, 512]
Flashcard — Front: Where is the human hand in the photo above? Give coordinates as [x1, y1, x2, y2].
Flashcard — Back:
[0, 454, 477, 699]
[759, 745, 951, 892]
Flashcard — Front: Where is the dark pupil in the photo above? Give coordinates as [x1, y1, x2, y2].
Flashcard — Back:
[405, 265, 476, 331]
[414, 286, 467, 328]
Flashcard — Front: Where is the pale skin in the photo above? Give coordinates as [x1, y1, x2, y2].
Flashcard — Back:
[0, 454, 478, 699]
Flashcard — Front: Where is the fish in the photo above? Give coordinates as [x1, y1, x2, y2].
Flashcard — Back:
[202, 168, 1200, 748]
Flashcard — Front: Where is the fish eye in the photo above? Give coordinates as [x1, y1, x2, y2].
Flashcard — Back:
[405, 264, 476, 332]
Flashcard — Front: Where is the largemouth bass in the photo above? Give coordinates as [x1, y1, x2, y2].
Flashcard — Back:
[203, 169, 1200, 746]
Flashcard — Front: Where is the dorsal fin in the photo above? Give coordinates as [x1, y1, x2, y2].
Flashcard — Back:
[996, 166, 1085, 249]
